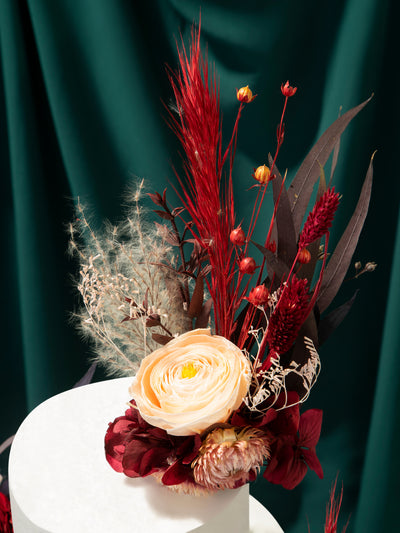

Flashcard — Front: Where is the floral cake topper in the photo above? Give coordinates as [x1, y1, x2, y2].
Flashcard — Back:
[70, 24, 374, 496]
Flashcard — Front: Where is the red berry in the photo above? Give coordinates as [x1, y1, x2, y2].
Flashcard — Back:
[239, 257, 256, 274]
[230, 227, 246, 246]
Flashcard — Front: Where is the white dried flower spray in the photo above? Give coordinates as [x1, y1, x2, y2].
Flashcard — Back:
[69, 180, 190, 375]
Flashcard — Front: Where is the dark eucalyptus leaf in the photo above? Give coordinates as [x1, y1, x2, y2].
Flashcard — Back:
[195, 299, 213, 328]
[318, 291, 359, 345]
[251, 241, 289, 283]
[317, 153, 374, 312]
[0, 478, 9, 498]
[268, 155, 297, 267]
[0, 435, 14, 456]
[188, 275, 204, 318]
[288, 95, 373, 235]
[73, 362, 97, 388]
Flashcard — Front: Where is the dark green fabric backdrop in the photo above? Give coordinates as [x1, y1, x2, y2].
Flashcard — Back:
[1, 1, 398, 531]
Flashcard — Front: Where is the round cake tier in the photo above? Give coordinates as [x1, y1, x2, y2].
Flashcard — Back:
[9, 377, 283, 533]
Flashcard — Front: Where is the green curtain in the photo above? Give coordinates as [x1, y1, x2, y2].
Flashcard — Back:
[1, 1, 397, 531]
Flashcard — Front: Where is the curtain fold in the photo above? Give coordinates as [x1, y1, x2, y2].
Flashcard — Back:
[1, 1, 397, 531]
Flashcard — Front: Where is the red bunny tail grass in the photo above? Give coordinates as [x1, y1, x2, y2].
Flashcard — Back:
[265, 275, 310, 358]
[298, 188, 340, 249]
[166, 24, 243, 337]
[324, 478, 349, 533]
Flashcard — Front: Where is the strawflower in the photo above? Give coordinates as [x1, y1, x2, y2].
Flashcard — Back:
[193, 427, 271, 490]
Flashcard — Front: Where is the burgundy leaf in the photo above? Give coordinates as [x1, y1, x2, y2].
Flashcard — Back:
[153, 209, 174, 221]
[152, 333, 173, 345]
[148, 191, 164, 207]
[188, 274, 204, 318]
[269, 155, 297, 267]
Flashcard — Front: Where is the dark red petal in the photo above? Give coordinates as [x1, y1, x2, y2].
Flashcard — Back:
[180, 435, 202, 464]
[299, 409, 323, 447]
[302, 447, 324, 479]
[161, 460, 191, 486]
[280, 454, 308, 490]
[264, 445, 294, 485]
[269, 403, 300, 436]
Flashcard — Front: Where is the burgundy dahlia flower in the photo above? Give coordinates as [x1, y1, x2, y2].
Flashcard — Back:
[105, 401, 201, 486]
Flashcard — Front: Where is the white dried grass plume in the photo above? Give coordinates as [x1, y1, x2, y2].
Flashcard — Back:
[69, 180, 189, 376]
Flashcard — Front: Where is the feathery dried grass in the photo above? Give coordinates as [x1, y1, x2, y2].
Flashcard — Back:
[69, 180, 190, 376]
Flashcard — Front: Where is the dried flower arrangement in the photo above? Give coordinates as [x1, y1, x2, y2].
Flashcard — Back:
[69, 25, 375, 496]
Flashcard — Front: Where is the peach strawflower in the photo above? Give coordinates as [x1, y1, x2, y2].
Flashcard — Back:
[193, 427, 271, 490]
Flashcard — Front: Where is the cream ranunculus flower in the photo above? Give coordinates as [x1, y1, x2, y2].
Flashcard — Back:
[129, 329, 251, 436]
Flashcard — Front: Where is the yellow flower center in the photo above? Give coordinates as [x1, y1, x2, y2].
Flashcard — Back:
[181, 362, 198, 379]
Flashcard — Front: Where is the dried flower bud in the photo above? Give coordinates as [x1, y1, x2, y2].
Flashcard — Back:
[365, 261, 377, 272]
[354, 261, 362, 270]
[230, 227, 246, 246]
[298, 248, 311, 264]
[246, 285, 269, 307]
[254, 165, 271, 185]
[239, 257, 257, 274]
[281, 81, 297, 97]
[236, 86, 256, 103]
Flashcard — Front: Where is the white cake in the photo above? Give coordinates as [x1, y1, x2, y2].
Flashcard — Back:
[9, 377, 283, 533]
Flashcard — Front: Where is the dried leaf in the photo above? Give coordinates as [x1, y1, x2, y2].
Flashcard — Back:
[251, 241, 289, 283]
[153, 210, 174, 221]
[195, 298, 213, 329]
[329, 107, 342, 186]
[0, 435, 15, 455]
[73, 363, 97, 388]
[269, 155, 297, 267]
[317, 153, 374, 312]
[318, 290, 359, 345]
[188, 274, 204, 318]
[288, 96, 373, 234]
[152, 333, 173, 345]
[146, 318, 161, 327]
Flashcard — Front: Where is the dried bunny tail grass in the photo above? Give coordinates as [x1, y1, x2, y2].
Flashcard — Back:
[68, 182, 189, 376]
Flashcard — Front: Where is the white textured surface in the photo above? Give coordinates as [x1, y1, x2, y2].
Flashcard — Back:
[9, 377, 283, 533]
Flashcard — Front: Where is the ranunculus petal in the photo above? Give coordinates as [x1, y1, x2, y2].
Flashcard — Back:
[129, 329, 251, 435]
